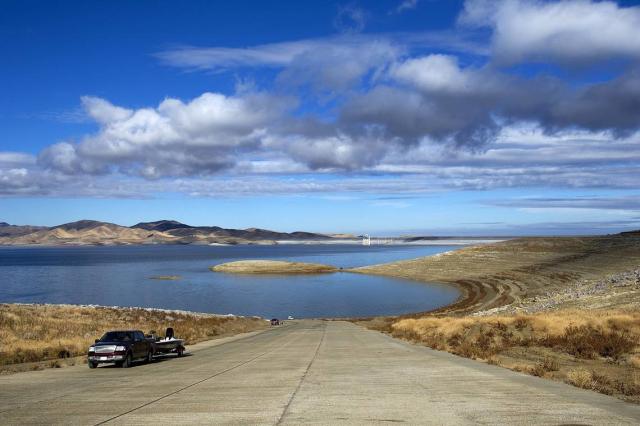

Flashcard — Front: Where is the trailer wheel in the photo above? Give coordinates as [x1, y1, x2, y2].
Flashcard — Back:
[145, 351, 153, 364]
[177, 347, 184, 357]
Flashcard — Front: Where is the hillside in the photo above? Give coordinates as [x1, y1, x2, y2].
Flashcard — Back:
[0, 219, 330, 246]
[0, 220, 176, 246]
[354, 232, 640, 315]
[0, 223, 48, 238]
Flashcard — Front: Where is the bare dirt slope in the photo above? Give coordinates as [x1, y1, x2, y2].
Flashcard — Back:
[354, 233, 640, 315]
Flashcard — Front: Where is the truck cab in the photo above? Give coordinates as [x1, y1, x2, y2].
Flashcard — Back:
[88, 330, 154, 368]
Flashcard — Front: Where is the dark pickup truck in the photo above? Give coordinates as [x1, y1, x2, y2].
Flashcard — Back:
[88, 330, 154, 368]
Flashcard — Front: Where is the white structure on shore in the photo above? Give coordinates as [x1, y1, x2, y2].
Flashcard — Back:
[363, 235, 396, 246]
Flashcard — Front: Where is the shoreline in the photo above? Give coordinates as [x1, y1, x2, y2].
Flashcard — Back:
[2, 302, 252, 319]
[352, 233, 640, 317]
[0, 237, 504, 248]
[5, 233, 639, 319]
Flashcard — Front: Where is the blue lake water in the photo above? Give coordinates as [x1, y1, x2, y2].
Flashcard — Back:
[0, 244, 460, 318]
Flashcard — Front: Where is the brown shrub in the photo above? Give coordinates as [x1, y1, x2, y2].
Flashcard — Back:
[541, 325, 635, 360]
[541, 356, 560, 372]
[566, 368, 593, 388]
[613, 379, 640, 396]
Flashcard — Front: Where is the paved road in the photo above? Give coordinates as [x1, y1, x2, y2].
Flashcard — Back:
[1, 320, 639, 425]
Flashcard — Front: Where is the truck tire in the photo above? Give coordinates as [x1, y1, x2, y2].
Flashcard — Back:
[121, 353, 132, 368]
[145, 351, 153, 364]
[88, 361, 98, 369]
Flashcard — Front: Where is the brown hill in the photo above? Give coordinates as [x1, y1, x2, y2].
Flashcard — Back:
[0, 224, 48, 238]
[0, 219, 330, 246]
[0, 220, 176, 246]
[132, 220, 193, 232]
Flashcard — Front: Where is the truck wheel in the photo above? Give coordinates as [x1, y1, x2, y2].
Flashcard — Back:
[121, 353, 132, 368]
[145, 351, 153, 364]
[88, 361, 98, 369]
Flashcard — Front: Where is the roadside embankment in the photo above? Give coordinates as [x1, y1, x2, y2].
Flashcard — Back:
[354, 232, 640, 403]
[382, 308, 640, 403]
[0, 304, 267, 373]
[210, 259, 338, 274]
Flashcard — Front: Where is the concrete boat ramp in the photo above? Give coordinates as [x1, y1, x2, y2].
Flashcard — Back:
[1, 320, 639, 425]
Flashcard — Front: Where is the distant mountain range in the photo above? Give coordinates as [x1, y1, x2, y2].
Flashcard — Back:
[0, 219, 331, 246]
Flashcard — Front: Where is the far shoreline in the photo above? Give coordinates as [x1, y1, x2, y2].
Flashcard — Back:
[0, 237, 505, 248]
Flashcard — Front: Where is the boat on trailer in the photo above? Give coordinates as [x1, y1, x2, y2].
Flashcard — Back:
[149, 327, 186, 357]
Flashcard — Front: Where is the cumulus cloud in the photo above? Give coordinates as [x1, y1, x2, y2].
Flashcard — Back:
[460, 0, 640, 64]
[342, 52, 640, 149]
[270, 133, 388, 171]
[391, 54, 475, 93]
[38, 92, 293, 178]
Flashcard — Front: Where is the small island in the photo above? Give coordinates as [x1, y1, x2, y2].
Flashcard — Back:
[149, 275, 182, 281]
[210, 260, 338, 274]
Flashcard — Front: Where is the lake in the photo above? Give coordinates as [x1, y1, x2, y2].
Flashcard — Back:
[0, 244, 460, 318]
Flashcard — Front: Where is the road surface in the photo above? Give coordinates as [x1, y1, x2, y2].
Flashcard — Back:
[1, 320, 639, 425]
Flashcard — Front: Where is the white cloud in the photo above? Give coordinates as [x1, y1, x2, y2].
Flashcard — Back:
[39, 92, 292, 177]
[460, 0, 640, 64]
[158, 36, 402, 92]
[0, 152, 36, 167]
[395, 0, 419, 14]
[391, 54, 473, 93]
[82, 96, 133, 124]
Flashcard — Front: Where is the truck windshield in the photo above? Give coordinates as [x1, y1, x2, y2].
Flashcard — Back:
[99, 331, 133, 342]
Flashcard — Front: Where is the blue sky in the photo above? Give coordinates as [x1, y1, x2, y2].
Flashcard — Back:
[1, 0, 639, 235]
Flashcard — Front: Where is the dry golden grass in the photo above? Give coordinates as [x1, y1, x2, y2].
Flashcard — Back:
[391, 310, 640, 359]
[385, 309, 640, 402]
[0, 304, 266, 367]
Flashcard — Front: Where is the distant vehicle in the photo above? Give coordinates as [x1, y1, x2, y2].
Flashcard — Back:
[270, 318, 280, 326]
[88, 330, 154, 368]
[287, 315, 294, 320]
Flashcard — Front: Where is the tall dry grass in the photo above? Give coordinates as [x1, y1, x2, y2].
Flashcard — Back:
[392, 310, 640, 360]
[0, 304, 266, 365]
[389, 309, 640, 400]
